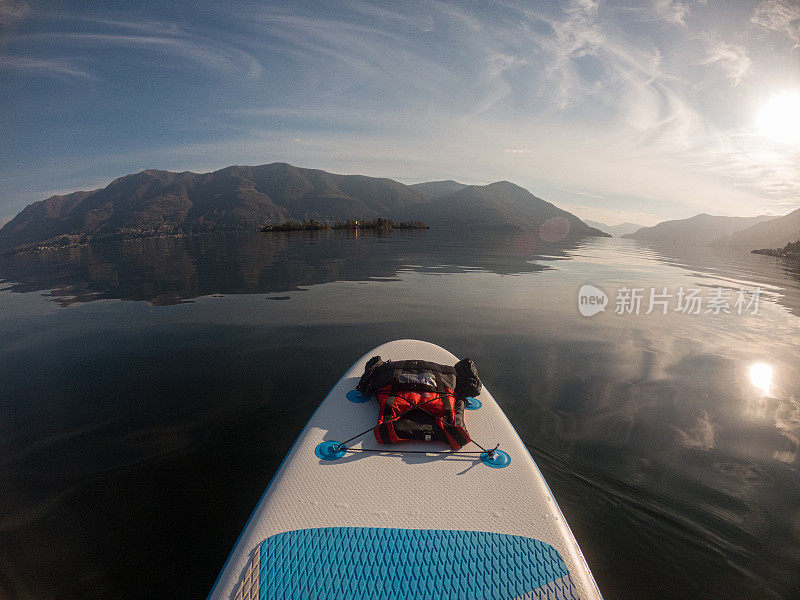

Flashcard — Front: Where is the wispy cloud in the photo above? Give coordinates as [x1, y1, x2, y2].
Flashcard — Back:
[699, 35, 751, 85]
[230, 7, 458, 98]
[12, 23, 262, 79]
[0, 55, 95, 79]
[751, 0, 800, 45]
[531, 0, 608, 109]
[344, 1, 435, 32]
[651, 0, 690, 25]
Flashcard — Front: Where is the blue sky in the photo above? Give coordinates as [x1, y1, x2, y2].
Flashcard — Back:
[1, 0, 799, 226]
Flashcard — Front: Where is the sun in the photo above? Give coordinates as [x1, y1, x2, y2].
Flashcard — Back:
[756, 92, 800, 145]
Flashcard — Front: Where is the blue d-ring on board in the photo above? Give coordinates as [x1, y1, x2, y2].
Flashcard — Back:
[480, 448, 511, 468]
[315, 441, 347, 461]
[464, 396, 482, 410]
[346, 389, 371, 403]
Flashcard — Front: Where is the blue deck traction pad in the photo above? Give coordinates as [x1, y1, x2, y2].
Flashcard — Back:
[257, 527, 578, 600]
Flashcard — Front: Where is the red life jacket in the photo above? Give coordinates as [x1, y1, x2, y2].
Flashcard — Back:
[357, 358, 479, 450]
[373, 384, 470, 449]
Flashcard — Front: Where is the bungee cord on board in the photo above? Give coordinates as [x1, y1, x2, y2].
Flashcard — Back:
[334, 391, 500, 457]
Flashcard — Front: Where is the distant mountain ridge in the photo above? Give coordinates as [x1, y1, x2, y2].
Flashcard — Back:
[583, 220, 645, 237]
[411, 181, 606, 237]
[409, 180, 468, 199]
[621, 213, 775, 245]
[710, 208, 800, 251]
[0, 163, 607, 249]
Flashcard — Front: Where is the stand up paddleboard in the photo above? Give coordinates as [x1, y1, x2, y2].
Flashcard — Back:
[207, 340, 602, 600]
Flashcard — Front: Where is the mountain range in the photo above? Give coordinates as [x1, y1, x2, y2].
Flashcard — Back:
[621, 214, 777, 245]
[583, 220, 645, 237]
[408, 180, 467, 198]
[5, 162, 797, 253]
[709, 208, 800, 251]
[0, 163, 607, 250]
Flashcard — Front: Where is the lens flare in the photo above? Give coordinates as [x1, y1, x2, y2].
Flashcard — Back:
[748, 362, 773, 395]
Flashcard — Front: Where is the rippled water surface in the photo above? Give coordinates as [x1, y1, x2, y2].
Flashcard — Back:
[1, 230, 799, 600]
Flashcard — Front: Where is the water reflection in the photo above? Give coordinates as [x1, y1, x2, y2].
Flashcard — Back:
[0, 233, 798, 600]
[620, 239, 800, 317]
[0, 230, 585, 306]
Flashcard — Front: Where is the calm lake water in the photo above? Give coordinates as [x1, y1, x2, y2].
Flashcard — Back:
[1, 230, 799, 600]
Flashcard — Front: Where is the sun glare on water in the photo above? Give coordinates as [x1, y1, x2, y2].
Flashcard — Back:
[748, 362, 773, 396]
[756, 92, 800, 145]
